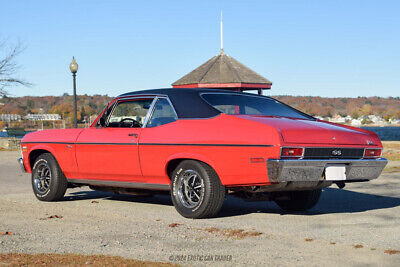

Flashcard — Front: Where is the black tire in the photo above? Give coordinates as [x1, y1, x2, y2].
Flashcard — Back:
[31, 153, 68, 201]
[170, 160, 225, 219]
[275, 189, 322, 212]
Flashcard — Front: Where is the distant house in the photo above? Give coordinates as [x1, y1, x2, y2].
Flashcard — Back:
[351, 119, 362, 126]
[24, 114, 61, 121]
[329, 115, 346, 123]
[367, 115, 388, 125]
[391, 119, 400, 125]
[0, 114, 21, 121]
[314, 116, 325, 121]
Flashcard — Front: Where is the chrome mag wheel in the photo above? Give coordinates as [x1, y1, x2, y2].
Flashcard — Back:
[177, 169, 205, 208]
[34, 162, 51, 194]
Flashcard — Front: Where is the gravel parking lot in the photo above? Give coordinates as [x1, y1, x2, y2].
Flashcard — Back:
[1, 151, 400, 266]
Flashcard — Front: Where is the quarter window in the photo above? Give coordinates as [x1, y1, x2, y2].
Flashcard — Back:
[147, 98, 177, 128]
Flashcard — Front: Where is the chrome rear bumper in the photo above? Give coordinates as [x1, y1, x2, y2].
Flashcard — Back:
[267, 158, 388, 182]
[18, 158, 27, 173]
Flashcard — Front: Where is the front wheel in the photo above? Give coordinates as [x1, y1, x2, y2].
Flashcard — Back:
[170, 160, 225, 219]
[275, 189, 322, 212]
[31, 153, 68, 201]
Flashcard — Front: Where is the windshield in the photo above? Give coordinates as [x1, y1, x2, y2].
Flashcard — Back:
[201, 93, 314, 120]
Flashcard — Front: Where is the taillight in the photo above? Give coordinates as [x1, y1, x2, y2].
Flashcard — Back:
[281, 147, 304, 159]
[364, 148, 382, 158]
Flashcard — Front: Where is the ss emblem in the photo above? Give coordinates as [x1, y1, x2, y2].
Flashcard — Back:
[332, 150, 342, 156]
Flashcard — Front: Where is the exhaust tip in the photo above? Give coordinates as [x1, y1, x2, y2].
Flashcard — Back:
[335, 181, 345, 189]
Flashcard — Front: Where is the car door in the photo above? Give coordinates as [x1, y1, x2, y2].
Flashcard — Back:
[75, 97, 155, 182]
[139, 97, 178, 184]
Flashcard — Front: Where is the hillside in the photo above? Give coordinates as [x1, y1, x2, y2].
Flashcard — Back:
[1, 94, 399, 123]
[274, 95, 400, 120]
[0, 94, 112, 122]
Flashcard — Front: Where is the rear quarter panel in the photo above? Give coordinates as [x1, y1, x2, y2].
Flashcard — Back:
[139, 114, 282, 186]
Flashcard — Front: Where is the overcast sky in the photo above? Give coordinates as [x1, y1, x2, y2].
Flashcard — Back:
[1, 0, 399, 97]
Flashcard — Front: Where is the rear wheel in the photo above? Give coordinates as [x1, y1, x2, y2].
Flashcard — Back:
[31, 153, 68, 201]
[275, 189, 322, 212]
[170, 160, 225, 219]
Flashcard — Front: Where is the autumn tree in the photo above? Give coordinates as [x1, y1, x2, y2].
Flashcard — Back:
[361, 104, 373, 115]
[351, 108, 361, 119]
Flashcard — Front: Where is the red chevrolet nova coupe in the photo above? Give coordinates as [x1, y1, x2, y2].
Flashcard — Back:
[18, 89, 387, 218]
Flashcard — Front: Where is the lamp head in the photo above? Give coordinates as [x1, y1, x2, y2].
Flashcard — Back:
[69, 57, 78, 73]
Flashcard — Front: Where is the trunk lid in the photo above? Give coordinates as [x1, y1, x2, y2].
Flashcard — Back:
[238, 115, 373, 145]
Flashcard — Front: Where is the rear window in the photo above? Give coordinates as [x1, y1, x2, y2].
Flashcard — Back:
[201, 93, 313, 120]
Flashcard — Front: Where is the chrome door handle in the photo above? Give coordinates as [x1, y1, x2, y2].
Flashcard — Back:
[128, 133, 138, 138]
[66, 145, 73, 148]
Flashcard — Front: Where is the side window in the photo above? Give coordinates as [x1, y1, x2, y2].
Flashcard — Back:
[146, 98, 177, 128]
[107, 99, 153, 128]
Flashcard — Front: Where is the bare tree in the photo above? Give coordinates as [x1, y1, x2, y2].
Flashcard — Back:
[0, 41, 31, 96]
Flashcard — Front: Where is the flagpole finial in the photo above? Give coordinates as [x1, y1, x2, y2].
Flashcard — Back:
[220, 11, 224, 54]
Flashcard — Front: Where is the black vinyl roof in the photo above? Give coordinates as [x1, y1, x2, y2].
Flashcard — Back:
[118, 88, 314, 120]
[119, 88, 257, 119]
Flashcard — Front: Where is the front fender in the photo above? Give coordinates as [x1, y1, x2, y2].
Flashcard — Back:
[25, 144, 59, 173]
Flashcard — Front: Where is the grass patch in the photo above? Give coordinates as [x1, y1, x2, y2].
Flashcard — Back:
[382, 141, 400, 150]
[0, 253, 176, 266]
[382, 152, 400, 161]
[382, 141, 400, 161]
[383, 166, 400, 173]
[0, 147, 18, 151]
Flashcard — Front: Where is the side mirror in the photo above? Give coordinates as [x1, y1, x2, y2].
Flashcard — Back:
[98, 117, 106, 127]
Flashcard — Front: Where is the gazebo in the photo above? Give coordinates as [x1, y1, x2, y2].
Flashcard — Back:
[172, 50, 272, 95]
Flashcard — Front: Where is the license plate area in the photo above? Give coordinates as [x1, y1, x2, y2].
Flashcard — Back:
[325, 164, 346, 181]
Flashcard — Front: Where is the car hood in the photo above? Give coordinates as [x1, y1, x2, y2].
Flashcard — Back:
[22, 128, 84, 143]
[237, 115, 378, 146]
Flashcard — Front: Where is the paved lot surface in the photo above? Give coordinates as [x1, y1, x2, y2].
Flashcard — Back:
[1, 151, 400, 266]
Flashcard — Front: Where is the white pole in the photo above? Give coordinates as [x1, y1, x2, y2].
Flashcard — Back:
[220, 11, 223, 54]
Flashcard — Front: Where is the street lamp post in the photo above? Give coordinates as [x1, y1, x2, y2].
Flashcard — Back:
[69, 57, 79, 128]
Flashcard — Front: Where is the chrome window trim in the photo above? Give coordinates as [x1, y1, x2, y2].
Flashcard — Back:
[118, 93, 168, 98]
[141, 97, 159, 128]
[142, 96, 159, 128]
[143, 96, 178, 128]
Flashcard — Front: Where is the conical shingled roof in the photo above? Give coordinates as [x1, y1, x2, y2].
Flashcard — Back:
[172, 53, 272, 90]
